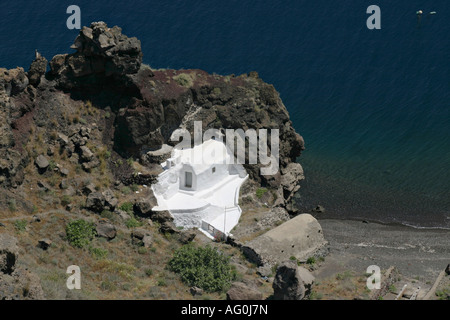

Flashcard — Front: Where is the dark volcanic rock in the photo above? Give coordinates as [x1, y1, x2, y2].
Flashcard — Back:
[189, 286, 203, 296]
[85, 189, 118, 213]
[50, 21, 142, 90]
[28, 55, 48, 86]
[96, 220, 117, 240]
[131, 228, 152, 247]
[0, 67, 29, 96]
[102, 189, 118, 210]
[272, 260, 306, 300]
[150, 210, 173, 224]
[159, 221, 179, 234]
[178, 230, 196, 244]
[0, 234, 19, 274]
[85, 192, 105, 212]
[37, 239, 52, 251]
[134, 196, 157, 216]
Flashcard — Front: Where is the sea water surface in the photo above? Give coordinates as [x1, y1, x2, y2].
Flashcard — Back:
[1, 1, 449, 228]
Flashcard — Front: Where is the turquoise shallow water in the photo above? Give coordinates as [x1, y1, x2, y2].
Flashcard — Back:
[0, 1, 449, 228]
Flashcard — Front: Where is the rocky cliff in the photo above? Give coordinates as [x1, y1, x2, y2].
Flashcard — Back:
[0, 21, 305, 214]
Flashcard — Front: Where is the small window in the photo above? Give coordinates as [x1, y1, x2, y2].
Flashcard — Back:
[212, 167, 216, 174]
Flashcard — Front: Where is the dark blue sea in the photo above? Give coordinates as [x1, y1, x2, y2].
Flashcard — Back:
[1, 1, 449, 229]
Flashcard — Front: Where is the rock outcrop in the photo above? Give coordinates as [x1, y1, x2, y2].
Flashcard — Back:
[0, 234, 45, 300]
[272, 260, 315, 300]
[85, 189, 118, 213]
[0, 23, 310, 300]
[28, 55, 48, 86]
[50, 22, 142, 91]
[0, 234, 19, 274]
[242, 214, 328, 267]
[0, 21, 306, 214]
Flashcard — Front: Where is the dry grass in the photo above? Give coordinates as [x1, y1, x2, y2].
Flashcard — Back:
[310, 270, 371, 300]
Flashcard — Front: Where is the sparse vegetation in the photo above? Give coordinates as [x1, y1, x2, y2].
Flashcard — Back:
[435, 287, 450, 300]
[8, 199, 17, 212]
[173, 73, 194, 87]
[61, 195, 72, 207]
[255, 188, 268, 199]
[125, 216, 142, 229]
[121, 186, 131, 195]
[89, 247, 108, 260]
[119, 202, 134, 214]
[14, 219, 27, 232]
[66, 219, 97, 248]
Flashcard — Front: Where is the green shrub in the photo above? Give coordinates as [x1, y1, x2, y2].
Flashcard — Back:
[255, 188, 268, 199]
[138, 247, 147, 255]
[121, 186, 131, 195]
[8, 199, 17, 212]
[14, 219, 27, 232]
[125, 217, 142, 229]
[435, 288, 450, 300]
[48, 160, 57, 171]
[168, 245, 237, 293]
[119, 202, 134, 214]
[173, 73, 193, 87]
[89, 247, 108, 260]
[309, 290, 324, 300]
[306, 257, 316, 265]
[66, 220, 96, 248]
[130, 184, 139, 192]
[157, 279, 167, 287]
[145, 268, 153, 277]
[100, 210, 114, 220]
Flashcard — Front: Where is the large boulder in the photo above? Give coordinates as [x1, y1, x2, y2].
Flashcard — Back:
[242, 214, 328, 267]
[85, 192, 105, 213]
[133, 196, 157, 216]
[131, 228, 152, 247]
[96, 220, 117, 240]
[102, 189, 118, 211]
[85, 189, 118, 212]
[178, 230, 196, 244]
[35, 155, 49, 173]
[0, 234, 19, 274]
[79, 146, 94, 162]
[272, 260, 306, 300]
[151, 210, 173, 223]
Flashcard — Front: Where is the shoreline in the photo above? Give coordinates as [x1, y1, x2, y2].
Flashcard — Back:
[315, 217, 450, 282]
[316, 216, 450, 232]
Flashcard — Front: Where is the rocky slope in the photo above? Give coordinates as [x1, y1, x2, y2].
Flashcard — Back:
[0, 21, 305, 214]
[0, 22, 307, 299]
